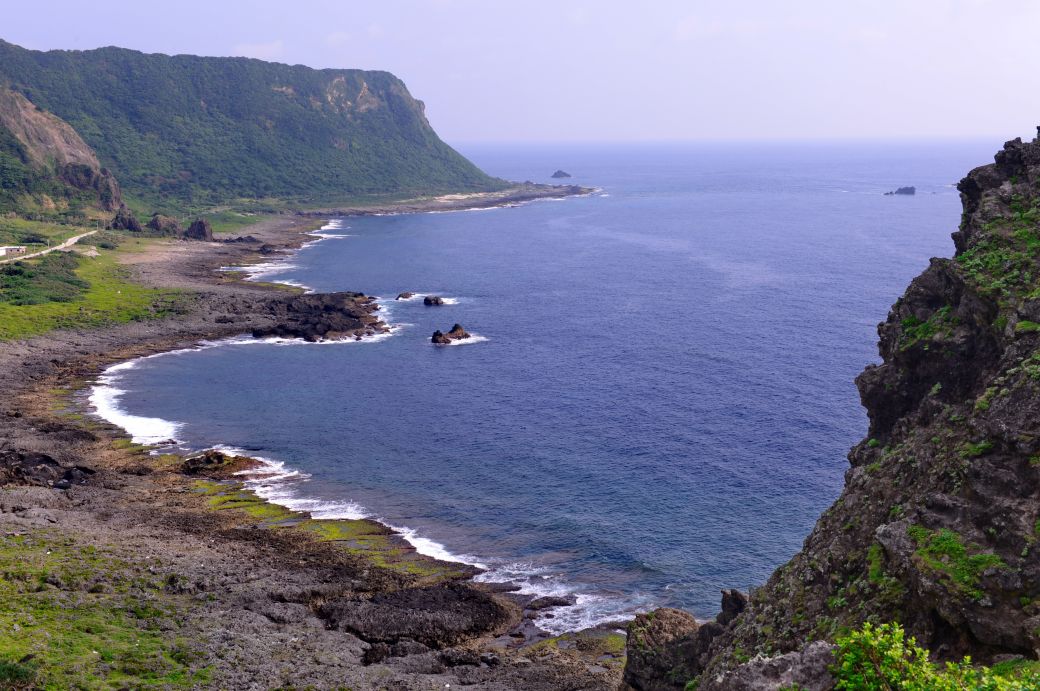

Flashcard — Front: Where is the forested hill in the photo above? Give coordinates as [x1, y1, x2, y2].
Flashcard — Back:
[0, 39, 504, 205]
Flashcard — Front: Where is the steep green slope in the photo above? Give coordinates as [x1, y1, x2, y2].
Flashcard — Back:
[0, 39, 504, 205]
[0, 86, 120, 219]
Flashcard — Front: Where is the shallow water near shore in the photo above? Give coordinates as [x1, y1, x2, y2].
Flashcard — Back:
[92, 140, 1002, 632]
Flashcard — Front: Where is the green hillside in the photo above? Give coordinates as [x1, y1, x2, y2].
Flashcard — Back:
[0, 39, 504, 206]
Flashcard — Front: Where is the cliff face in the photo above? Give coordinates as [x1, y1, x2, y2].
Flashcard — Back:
[625, 136, 1040, 689]
[0, 39, 504, 204]
[0, 87, 120, 215]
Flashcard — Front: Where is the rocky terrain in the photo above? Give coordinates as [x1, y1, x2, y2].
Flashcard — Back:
[621, 137, 1040, 688]
[0, 190, 622, 688]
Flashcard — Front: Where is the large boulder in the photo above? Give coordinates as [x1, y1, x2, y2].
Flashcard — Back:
[397, 292, 415, 300]
[146, 213, 182, 236]
[623, 608, 701, 691]
[423, 295, 445, 306]
[107, 204, 142, 232]
[183, 218, 214, 241]
[431, 324, 470, 344]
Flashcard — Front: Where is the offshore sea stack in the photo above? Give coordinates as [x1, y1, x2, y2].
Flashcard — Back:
[622, 135, 1040, 688]
[431, 324, 470, 344]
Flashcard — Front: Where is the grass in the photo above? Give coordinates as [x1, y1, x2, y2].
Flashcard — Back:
[0, 242, 181, 340]
[907, 525, 1006, 599]
[0, 217, 90, 252]
[198, 210, 272, 235]
[0, 531, 209, 688]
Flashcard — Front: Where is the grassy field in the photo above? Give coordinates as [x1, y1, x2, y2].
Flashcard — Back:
[0, 233, 182, 340]
[0, 531, 209, 689]
[0, 217, 96, 253]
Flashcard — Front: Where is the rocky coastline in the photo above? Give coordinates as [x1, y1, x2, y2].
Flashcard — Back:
[0, 187, 624, 688]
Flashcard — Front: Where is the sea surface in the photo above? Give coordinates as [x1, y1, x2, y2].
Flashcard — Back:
[90, 140, 1004, 632]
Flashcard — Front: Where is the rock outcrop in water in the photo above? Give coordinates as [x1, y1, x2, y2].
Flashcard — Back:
[251, 292, 383, 343]
[431, 324, 470, 344]
[424, 295, 445, 306]
[623, 135, 1040, 688]
[551, 169, 572, 178]
[884, 185, 916, 195]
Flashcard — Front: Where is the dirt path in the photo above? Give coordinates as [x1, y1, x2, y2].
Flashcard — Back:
[0, 229, 97, 264]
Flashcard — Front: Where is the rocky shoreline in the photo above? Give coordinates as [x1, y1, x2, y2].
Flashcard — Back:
[0, 188, 624, 688]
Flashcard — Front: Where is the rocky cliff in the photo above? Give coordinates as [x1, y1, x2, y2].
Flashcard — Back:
[0, 86, 120, 215]
[624, 136, 1040, 689]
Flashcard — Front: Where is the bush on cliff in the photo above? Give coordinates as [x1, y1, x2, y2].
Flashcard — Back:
[833, 622, 1040, 690]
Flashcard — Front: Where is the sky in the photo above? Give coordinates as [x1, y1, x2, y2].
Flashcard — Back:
[4, 0, 1040, 143]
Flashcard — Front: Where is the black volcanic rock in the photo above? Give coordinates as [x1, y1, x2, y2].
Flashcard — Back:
[551, 169, 572, 178]
[423, 295, 445, 306]
[251, 292, 380, 343]
[397, 292, 415, 300]
[884, 185, 916, 196]
[224, 235, 260, 244]
[146, 213, 182, 236]
[107, 204, 142, 231]
[183, 218, 214, 241]
[432, 323, 470, 344]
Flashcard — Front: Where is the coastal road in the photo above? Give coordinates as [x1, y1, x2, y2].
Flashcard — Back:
[0, 229, 98, 265]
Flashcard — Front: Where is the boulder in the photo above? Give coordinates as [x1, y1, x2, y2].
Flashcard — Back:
[146, 213, 182, 236]
[551, 169, 572, 178]
[432, 324, 470, 344]
[397, 292, 415, 300]
[183, 218, 214, 241]
[107, 204, 142, 232]
[623, 608, 700, 691]
[423, 295, 445, 306]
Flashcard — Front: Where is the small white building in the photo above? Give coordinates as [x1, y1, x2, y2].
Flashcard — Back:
[0, 246, 26, 257]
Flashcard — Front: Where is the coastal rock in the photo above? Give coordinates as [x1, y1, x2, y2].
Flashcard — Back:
[431, 324, 470, 344]
[884, 185, 916, 195]
[107, 204, 142, 232]
[183, 218, 214, 241]
[698, 642, 836, 691]
[0, 450, 94, 489]
[317, 582, 515, 649]
[423, 295, 444, 306]
[181, 449, 259, 478]
[146, 213, 182, 236]
[551, 169, 572, 178]
[258, 244, 277, 255]
[396, 292, 415, 300]
[527, 595, 575, 611]
[623, 608, 700, 691]
[251, 292, 380, 342]
[224, 235, 260, 244]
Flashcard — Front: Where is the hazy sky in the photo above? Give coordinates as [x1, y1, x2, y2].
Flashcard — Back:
[5, 1, 1040, 143]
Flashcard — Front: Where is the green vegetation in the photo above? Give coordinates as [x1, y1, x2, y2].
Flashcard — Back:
[0, 252, 87, 304]
[833, 622, 1040, 690]
[960, 440, 995, 458]
[0, 531, 208, 688]
[907, 525, 1006, 599]
[0, 241, 180, 340]
[899, 306, 957, 350]
[0, 39, 505, 209]
[1015, 320, 1040, 334]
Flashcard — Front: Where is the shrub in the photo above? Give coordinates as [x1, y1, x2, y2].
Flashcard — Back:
[834, 622, 1040, 690]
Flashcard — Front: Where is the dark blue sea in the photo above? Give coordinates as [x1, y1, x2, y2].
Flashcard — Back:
[90, 140, 1001, 631]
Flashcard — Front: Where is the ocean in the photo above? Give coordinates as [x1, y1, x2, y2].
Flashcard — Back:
[89, 139, 1002, 633]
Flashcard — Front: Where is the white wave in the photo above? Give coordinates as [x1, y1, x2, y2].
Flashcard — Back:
[435, 333, 488, 346]
[599, 193, 611, 197]
[381, 522, 487, 567]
